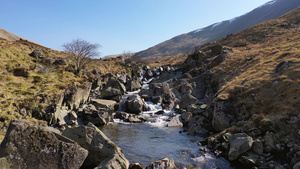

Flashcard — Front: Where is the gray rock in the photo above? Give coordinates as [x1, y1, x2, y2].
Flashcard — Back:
[90, 99, 117, 110]
[30, 49, 43, 58]
[35, 64, 51, 74]
[125, 94, 146, 114]
[228, 134, 253, 161]
[168, 115, 183, 127]
[179, 94, 197, 109]
[114, 112, 145, 123]
[251, 139, 263, 155]
[126, 79, 142, 91]
[101, 78, 126, 101]
[181, 112, 193, 124]
[0, 120, 88, 169]
[63, 82, 92, 110]
[145, 157, 178, 169]
[52, 59, 67, 66]
[293, 161, 300, 169]
[212, 102, 231, 132]
[62, 123, 129, 169]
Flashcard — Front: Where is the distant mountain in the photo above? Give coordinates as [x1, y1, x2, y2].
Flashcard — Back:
[136, 0, 300, 60]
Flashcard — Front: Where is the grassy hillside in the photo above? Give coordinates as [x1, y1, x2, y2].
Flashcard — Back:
[0, 38, 129, 140]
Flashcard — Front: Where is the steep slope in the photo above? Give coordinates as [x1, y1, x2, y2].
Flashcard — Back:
[0, 28, 32, 42]
[136, 0, 300, 60]
[174, 6, 300, 167]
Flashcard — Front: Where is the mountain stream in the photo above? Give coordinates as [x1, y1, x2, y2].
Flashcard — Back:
[101, 78, 233, 169]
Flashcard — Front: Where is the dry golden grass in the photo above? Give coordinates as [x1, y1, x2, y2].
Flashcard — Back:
[148, 54, 188, 68]
[0, 38, 129, 137]
[202, 7, 300, 134]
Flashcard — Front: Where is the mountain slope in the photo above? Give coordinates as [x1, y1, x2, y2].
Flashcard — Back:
[136, 0, 300, 60]
[0, 28, 30, 42]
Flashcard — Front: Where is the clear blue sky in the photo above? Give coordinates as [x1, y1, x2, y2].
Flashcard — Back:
[1, 0, 271, 57]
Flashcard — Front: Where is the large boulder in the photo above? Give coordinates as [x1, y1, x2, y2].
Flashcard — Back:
[62, 123, 129, 169]
[179, 94, 197, 109]
[125, 94, 147, 114]
[145, 157, 178, 169]
[228, 133, 254, 161]
[63, 82, 92, 110]
[0, 120, 88, 169]
[126, 79, 142, 92]
[101, 78, 126, 101]
[90, 99, 118, 110]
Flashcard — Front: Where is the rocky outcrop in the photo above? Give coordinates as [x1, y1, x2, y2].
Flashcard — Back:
[62, 123, 129, 169]
[0, 120, 88, 169]
[145, 157, 178, 169]
[63, 82, 92, 110]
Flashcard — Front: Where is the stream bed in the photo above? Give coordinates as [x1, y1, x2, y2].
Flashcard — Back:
[101, 102, 233, 169]
[101, 74, 233, 168]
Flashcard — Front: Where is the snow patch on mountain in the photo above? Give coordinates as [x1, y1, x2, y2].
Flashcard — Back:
[228, 17, 238, 24]
[194, 28, 204, 33]
[210, 22, 223, 31]
[257, 0, 277, 9]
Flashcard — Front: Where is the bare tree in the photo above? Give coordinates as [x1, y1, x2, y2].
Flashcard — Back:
[62, 38, 100, 75]
[121, 50, 135, 65]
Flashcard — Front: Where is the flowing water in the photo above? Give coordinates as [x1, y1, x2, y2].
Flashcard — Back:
[101, 75, 233, 168]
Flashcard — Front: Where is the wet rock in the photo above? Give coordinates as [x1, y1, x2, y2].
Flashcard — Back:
[0, 120, 88, 169]
[168, 115, 183, 127]
[114, 112, 145, 123]
[62, 123, 129, 169]
[145, 157, 178, 169]
[228, 133, 253, 161]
